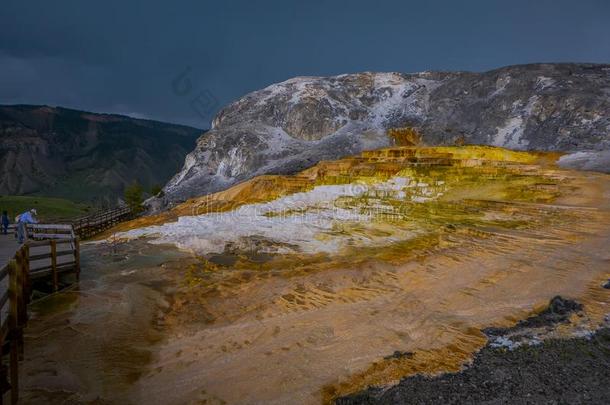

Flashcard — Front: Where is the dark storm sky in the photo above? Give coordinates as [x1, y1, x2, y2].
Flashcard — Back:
[1, 0, 609, 128]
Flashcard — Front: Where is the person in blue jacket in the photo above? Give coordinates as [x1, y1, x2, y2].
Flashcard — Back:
[16, 208, 37, 244]
[1, 211, 9, 235]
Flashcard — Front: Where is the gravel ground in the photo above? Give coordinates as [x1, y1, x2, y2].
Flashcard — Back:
[337, 298, 610, 405]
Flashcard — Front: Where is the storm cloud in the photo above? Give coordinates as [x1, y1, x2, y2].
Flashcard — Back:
[1, 0, 609, 128]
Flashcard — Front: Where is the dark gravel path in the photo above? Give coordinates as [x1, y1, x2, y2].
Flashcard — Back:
[337, 298, 610, 405]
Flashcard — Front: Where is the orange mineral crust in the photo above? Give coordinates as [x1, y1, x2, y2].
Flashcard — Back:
[36, 146, 608, 404]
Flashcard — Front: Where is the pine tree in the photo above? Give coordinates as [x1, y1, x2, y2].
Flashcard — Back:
[124, 181, 144, 214]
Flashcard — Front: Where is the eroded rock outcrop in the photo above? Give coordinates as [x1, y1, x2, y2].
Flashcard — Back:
[161, 63, 610, 205]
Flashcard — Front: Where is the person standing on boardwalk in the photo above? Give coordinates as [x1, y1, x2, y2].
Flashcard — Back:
[16, 208, 37, 244]
[1, 210, 9, 235]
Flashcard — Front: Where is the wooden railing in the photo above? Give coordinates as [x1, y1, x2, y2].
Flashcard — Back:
[25, 223, 75, 241]
[0, 250, 27, 405]
[8, 223, 75, 241]
[71, 206, 132, 239]
[0, 230, 80, 404]
[27, 239, 80, 291]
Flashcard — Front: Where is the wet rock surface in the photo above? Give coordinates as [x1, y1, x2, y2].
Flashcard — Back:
[161, 63, 610, 204]
[484, 296, 584, 336]
[99, 146, 610, 403]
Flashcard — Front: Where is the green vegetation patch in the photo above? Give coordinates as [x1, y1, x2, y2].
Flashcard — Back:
[0, 195, 92, 222]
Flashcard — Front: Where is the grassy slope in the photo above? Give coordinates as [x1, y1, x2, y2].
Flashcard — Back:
[0, 195, 92, 222]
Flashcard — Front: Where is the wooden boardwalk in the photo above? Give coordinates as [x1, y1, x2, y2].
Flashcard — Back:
[0, 226, 80, 404]
[0, 206, 133, 403]
[72, 206, 132, 239]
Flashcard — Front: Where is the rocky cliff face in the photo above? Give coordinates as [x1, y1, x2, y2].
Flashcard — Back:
[162, 63, 610, 204]
[0, 105, 201, 204]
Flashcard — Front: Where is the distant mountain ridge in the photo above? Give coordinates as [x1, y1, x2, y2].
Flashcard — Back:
[0, 105, 202, 204]
[160, 63, 610, 205]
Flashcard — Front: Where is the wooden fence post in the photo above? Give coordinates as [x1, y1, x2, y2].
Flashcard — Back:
[22, 245, 30, 305]
[0, 303, 3, 405]
[50, 240, 58, 292]
[74, 238, 81, 281]
[0, 329, 3, 405]
[8, 259, 19, 405]
[14, 250, 25, 359]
